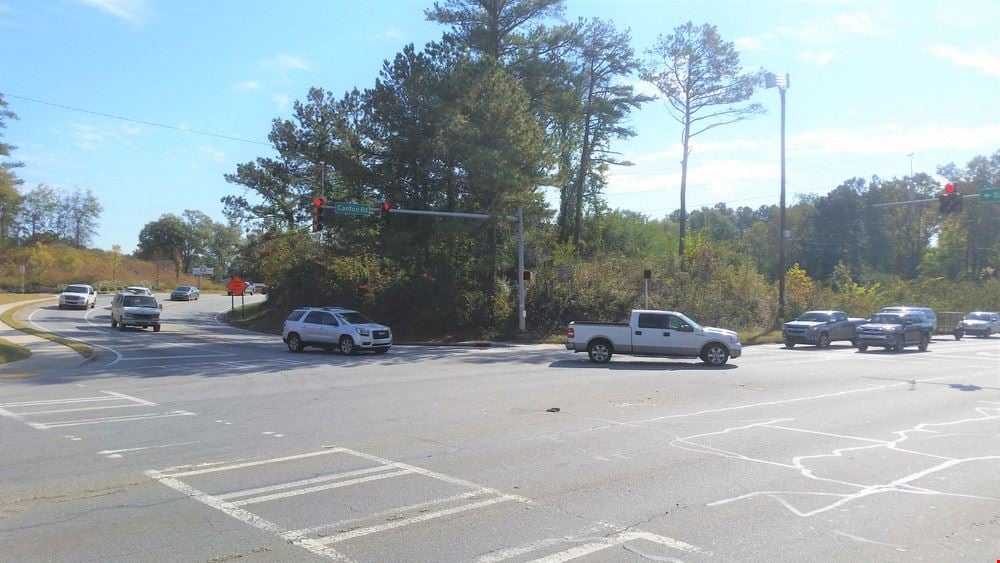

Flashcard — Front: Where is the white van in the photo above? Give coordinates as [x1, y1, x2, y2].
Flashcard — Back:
[111, 292, 161, 332]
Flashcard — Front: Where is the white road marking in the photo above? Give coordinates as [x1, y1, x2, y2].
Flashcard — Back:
[20, 403, 146, 415]
[160, 448, 346, 478]
[292, 491, 490, 537]
[478, 527, 708, 562]
[230, 469, 414, 507]
[315, 496, 513, 545]
[146, 471, 354, 562]
[36, 410, 196, 429]
[217, 465, 395, 501]
[115, 353, 235, 361]
[98, 442, 199, 457]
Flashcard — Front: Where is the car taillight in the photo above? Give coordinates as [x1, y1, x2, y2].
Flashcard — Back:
[567, 327, 574, 338]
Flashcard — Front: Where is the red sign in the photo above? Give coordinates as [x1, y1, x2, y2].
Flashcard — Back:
[226, 276, 249, 296]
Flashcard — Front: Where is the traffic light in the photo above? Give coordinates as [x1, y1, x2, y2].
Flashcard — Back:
[938, 183, 962, 213]
[380, 201, 391, 223]
[311, 197, 325, 232]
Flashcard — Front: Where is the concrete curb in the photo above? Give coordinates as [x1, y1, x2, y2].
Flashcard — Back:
[0, 298, 90, 379]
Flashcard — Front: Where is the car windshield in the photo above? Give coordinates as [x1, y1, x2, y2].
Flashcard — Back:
[966, 312, 992, 320]
[123, 295, 157, 307]
[174, 286, 191, 292]
[64, 285, 89, 293]
[337, 311, 373, 325]
[869, 314, 903, 324]
[796, 312, 830, 322]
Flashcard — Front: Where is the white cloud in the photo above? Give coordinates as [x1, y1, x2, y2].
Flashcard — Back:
[77, 0, 147, 23]
[734, 36, 764, 51]
[271, 54, 311, 72]
[928, 44, 1000, 77]
[835, 12, 878, 36]
[200, 146, 226, 165]
[798, 49, 836, 66]
[792, 123, 1000, 156]
[71, 122, 140, 150]
[271, 94, 291, 112]
[234, 80, 261, 91]
[376, 26, 407, 42]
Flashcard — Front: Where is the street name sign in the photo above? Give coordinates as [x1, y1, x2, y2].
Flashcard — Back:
[980, 187, 1000, 203]
[333, 202, 371, 216]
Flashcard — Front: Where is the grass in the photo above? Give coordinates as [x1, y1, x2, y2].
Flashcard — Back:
[220, 301, 281, 334]
[0, 294, 94, 362]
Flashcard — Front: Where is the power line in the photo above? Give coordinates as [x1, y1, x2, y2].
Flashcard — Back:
[3, 92, 271, 147]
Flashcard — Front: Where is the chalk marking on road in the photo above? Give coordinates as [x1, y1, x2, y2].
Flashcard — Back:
[613, 373, 974, 427]
[146, 471, 354, 562]
[316, 496, 513, 546]
[160, 447, 347, 478]
[702, 404, 1000, 517]
[292, 491, 491, 537]
[832, 530, 908, 551]
[36, 410, 196, 429]
[217, 464, 395, 501]
[230, 469, 414, 507]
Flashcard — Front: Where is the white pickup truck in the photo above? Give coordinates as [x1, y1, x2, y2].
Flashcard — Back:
[565, 309, 742, 366]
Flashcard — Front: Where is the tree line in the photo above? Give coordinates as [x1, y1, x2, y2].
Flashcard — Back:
[218, 0, 997, 337]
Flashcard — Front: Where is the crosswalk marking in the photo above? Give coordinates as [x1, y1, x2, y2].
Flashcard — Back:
[0, 390, 190, 430]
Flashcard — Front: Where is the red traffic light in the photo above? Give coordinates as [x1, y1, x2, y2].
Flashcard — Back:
[944, 183, 955, 193]
[381, 202, 391, 215]
[313, 197, 325, 207]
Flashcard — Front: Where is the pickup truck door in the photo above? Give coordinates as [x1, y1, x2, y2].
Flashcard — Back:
[664, 315, 702, 356]
[633, 313, 670, 354]
[829, 312, 848, 340]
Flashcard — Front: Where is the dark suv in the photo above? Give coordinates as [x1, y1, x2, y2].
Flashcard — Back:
[855, 312, 932, 352]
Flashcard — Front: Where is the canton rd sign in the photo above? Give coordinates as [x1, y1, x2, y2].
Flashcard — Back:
[333, 202, 371, 216]
[980, 187, 1000, 203]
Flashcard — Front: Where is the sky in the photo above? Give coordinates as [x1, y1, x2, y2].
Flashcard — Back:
[1, 0, 998, 253]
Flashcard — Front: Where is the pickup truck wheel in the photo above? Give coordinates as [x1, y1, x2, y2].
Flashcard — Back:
[918, 333, 929, 351]
[587, 340, 612, 363]
[818, 333, 830, 348]
[953, 329, 963, 340]
[339, 336, 356, 355]
[700, 344, 729, 366]
[784, 340, 795, 348]
[286, 333, 304, 352]
[857, 343, 868, 352]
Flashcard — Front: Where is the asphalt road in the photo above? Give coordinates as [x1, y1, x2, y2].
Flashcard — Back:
[1, 294, 998, 562]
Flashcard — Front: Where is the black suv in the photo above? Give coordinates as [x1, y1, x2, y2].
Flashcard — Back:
[855, 312, 932, 352]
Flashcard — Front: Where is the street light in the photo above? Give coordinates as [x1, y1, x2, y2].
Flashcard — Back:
[765, 72, 789, 322]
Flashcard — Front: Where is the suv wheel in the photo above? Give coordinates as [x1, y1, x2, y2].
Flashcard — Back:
[918, 333, 929, 351]
[339, 336, 356, 355]
[286, 333, 304, 353]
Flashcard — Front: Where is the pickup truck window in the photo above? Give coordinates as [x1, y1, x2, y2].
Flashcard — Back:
[832, 312, 846, 322]
[637, 313, 668, 329]
[666, 315, 691, 331]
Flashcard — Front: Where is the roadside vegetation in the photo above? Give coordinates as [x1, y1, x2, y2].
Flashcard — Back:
[0, 296, 93, 360]
[0, 2, 996, 346]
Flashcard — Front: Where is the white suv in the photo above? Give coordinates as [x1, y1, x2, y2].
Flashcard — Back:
[59, 284, 97, 310]
[111, 292, 161, 332]
[282, 307, 392, 354]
